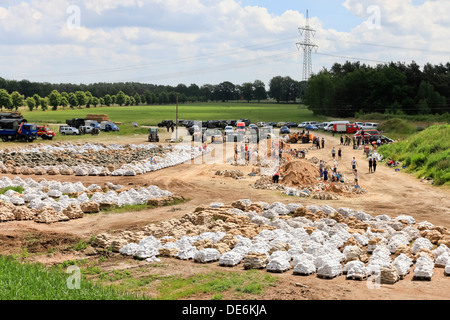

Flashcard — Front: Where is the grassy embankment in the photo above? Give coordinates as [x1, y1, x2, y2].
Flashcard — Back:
[378, 124, 450, 186]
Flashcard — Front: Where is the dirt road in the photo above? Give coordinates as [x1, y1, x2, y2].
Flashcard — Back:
[0, 132, 449, 300]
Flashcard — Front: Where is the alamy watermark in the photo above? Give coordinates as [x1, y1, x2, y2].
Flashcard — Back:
[66, 265, 81, 289]
[66, 5, 81, 30]
[366, 5, 381, 30]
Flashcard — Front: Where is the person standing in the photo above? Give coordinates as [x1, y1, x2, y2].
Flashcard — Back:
[340, 135, 344, 145]
[354, 169, 359, 186]
[369, 157, 373, 173]
[351, 157, 358, 172]
[319, 160, 324, 178]
[331, 147, 336, 159]
[323, 168, 329, 182]
[373, 157, 377, 173]
[333, 159, 338, 173]
[321, 138, 325, 149]
[338, 148, 342, 161]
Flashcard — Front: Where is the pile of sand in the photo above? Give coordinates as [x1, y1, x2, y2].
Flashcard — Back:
[280, 160, 320, 187]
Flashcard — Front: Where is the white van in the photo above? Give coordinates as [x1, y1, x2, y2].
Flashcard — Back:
[324, 121, 350, 132]
[360, 122, 379, 130]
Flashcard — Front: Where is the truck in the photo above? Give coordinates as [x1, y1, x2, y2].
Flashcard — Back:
[66, 118, 85, 129]
[37, 125, 55, 140]
[0, 119, 37, 142]
[84, 120, 101, 130]
[100, 121, 119, 132]
[333, 123, 359, 134]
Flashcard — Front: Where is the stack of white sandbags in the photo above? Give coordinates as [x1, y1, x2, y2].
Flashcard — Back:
[293, 254, 316, 276]
[414, 255, 435, 280]
[194, 248, 221, 263]
[393, 254, 414, 278]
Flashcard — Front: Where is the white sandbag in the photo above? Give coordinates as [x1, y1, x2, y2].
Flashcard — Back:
[193, 248, 221, 263]
[387, 234, 409, 254]
[120, 243, 140, 256]
[175, 246, 198, 260]
[435, 252, 450, 268]
[393, 254, 413, 277]
[317, 259, 342, 278]
[266, 257, 291, 273]
[394, 215, 415, 224]
[411, 237, 433, 255]
[219, 251, 243, 266]
[414, 255, 434, 279]
[343, 260, 365, 274]
[293, 258, 316, 276]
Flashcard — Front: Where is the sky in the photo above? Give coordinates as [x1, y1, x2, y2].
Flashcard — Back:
[0, 0, 448, 88]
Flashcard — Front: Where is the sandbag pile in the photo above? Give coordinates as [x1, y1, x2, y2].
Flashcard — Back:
[0, 176, 177, 224]
[99, 200, 450, 284]
[0, 143, 208, 177]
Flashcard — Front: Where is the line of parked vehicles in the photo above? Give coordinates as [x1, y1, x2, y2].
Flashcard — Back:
[156, 118, 392, 145]
[61, 118, 120, 135]
[0, 113, 121, 143]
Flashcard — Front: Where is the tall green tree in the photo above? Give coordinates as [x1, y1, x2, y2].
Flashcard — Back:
[115, 91, 127, 106]
[253, 80, 267, 103]
[11, 91, 24, 111]
[68, 93, 78, 109]
[103, 94, 112, 106]
[75, 91, 87, 108]
[0, 89, 12, 111]
[26, 97, 36, 111]
[48, 90, 61, 111]
[40, 97, 49, 111]
[269, 76, 284, 103]
[241, 82, 254, 103]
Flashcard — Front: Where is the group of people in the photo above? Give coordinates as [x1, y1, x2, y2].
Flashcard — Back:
[319, 160, 345, 184]
[234, 143, 259, 165]
[313, 136, 325, 149]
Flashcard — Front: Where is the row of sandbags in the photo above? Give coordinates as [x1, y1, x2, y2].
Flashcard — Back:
[117, 200, 450, 282]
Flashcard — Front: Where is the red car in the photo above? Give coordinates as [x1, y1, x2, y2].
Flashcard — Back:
[353, 129, 380, 141]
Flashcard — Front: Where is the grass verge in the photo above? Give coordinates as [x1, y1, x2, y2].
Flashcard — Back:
[378, 124, 450, 186]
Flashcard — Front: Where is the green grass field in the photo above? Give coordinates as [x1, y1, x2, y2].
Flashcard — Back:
[20, 103, 329, 126]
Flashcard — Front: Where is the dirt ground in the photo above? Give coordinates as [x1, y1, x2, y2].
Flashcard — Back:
[0, 131, 449, 300]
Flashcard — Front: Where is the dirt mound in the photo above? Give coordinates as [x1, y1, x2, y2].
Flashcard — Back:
[280, 160, 320, 187]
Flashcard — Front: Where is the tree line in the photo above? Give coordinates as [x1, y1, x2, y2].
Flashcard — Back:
[305, 61, 450, 117]
[0, 76, 306, 112]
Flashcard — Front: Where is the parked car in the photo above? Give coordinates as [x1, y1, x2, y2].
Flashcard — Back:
[224, 126, 234, 134]
[277, 122, 286, 128]
[305, 124, 319, 131]
[266, 122, 277, 127]
[248, 124, 258, 130]
[354, 129, 381, 141]
[317, 122, 330, 130]
[354, 122, 365, 129]
[256, 122, 266, 127]
[286, 122, 298, 128]
[360, 122, 379, 130]
[59, 126, 80, 135]
[280, 126, 290, 134]
[298, 121, 318, 128]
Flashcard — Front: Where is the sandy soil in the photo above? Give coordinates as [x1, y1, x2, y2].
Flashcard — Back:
[0, 132, 449, 300]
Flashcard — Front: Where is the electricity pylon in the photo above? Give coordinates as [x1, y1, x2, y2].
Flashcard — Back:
[296, 10, 318, 81]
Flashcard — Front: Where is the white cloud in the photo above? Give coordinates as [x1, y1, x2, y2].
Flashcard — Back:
[0, 0, 448, 86]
